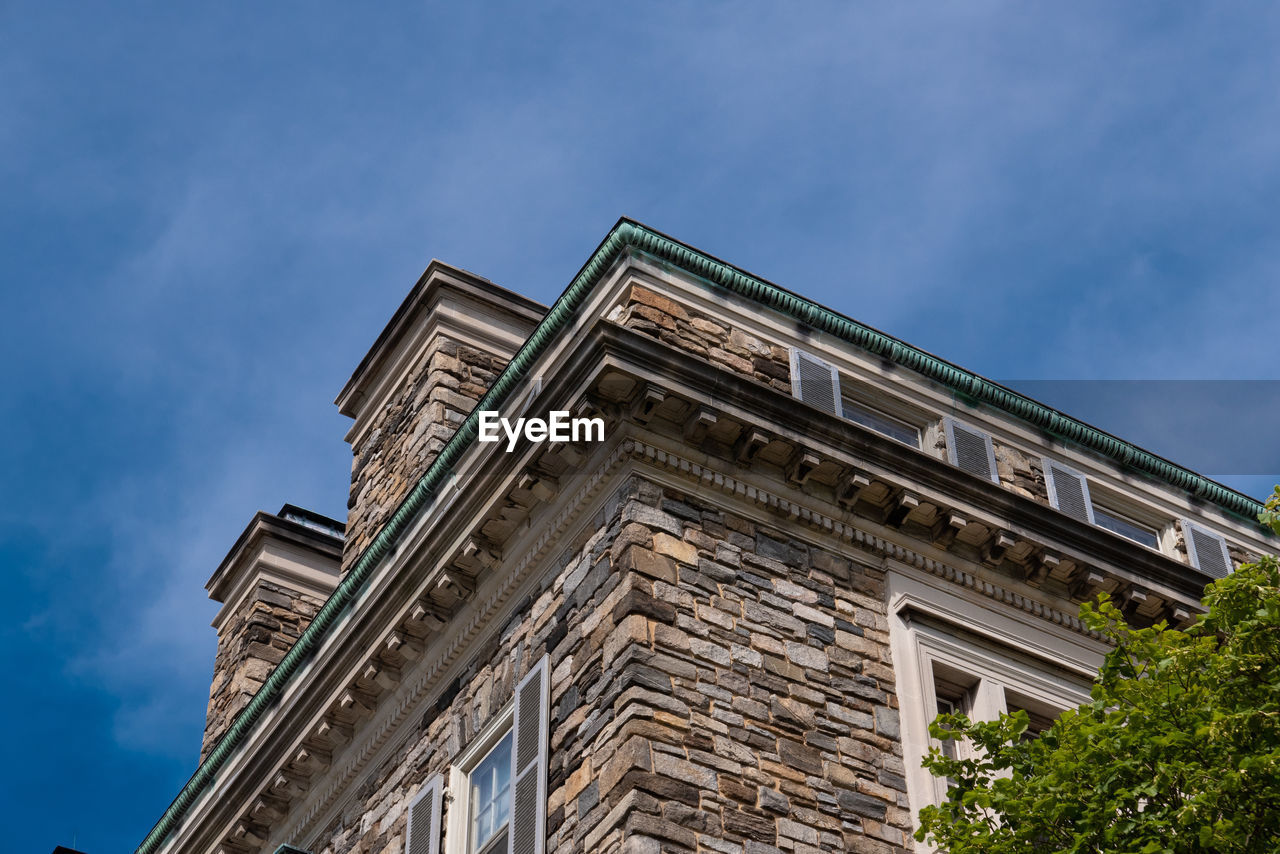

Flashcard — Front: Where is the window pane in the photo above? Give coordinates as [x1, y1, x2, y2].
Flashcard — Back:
[470, 731, 513, 854]
[935, 696, 958, 761]
[1093, 506, 1159, 549]
[843, 398, 921, 447]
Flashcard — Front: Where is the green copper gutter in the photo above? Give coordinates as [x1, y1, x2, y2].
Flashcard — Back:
[617, 223, 1264, 521]
[137, 218, 1267, 854]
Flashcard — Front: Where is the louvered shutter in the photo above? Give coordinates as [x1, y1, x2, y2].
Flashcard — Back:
[943, 418, 999, 484]
[406, 773, 443, 854]
[1043, 459, 1095, 524]
[789, 348, 843, 418]
[509, 655, 549, 854]
[1183, 521, 1233, 579]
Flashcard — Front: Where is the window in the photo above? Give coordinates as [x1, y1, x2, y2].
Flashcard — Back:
[887, 572, 1103, 849]
[1043, 458, 1094, 525]
[1004, 690, 1060, 739]
[1092, 506, 1159, 549]
[1042, 460, 1167, 551]
[934, 695, 959, 758]
[842, 397, 921, 448]
[469, 732, 513, 854]
[442, 655, 549, 854]
[446, 709, 514, 854]
[789, 348, 843, 417]
[914, 622, 1091, 803]
[789, 346, 925, 447]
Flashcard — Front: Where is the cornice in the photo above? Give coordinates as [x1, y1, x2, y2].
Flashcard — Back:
[335, 261, 547, 426]
[206, 512, 344, 622]
[596, 322, 1219, 608]
[622, 437, 1105, 639]
[612, 221, 1266, 525]
[281, 429, 1115, 848]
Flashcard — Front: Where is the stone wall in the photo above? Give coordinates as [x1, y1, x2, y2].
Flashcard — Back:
[993, 443, 1048, 503]
[616, 285, 793, 396]
[303, 476, 635, 854]
[344, 338, 507, 569]
[204, 581, 325, 761]
[300, 474, 911, 854]
[592, 480, 912, 854]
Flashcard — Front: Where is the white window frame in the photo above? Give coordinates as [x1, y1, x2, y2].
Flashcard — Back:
[887, 569, 1103, 851]
[1092, 503, 1161, 550]
[1086, 482, 1172, 554]
[447, 702, 515, 854]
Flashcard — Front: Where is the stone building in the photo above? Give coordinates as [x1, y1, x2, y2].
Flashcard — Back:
[137, 220, 1275, 854]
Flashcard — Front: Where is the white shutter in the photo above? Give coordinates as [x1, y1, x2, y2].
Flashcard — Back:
[1183, 520, 1233, 579]
[789, 348, 843, 418]
[406, 773, 443, 854]
[1043, 459, 1095, 524]
[509, 655, 549, 854]
[943, 418, 999, 484]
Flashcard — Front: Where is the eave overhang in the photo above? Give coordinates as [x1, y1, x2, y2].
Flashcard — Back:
[206, 510, 345, 604]
[593, 323, 1216, 611]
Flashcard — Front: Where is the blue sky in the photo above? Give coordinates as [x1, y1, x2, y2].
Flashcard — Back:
[3, 3, 1278, 851]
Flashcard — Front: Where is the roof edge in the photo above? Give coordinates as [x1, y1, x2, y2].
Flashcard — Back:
[334, 260, 547, 418]
[617, 218, 1265, 524]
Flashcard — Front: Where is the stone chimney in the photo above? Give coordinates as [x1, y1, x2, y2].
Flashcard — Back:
[202, 504, 344, 760]
[334, 262, 545, 571]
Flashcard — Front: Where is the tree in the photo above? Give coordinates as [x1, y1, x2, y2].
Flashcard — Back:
[915, 487, 1280, 854]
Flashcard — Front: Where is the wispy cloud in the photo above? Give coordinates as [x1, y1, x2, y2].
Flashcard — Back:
[5, 3, 1280, 850]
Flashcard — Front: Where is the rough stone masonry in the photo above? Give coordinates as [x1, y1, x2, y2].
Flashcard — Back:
[301, 473, 912, 854]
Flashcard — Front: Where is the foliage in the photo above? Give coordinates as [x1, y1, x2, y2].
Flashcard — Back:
[915, 487, 1280, 854]
[1262, 486, 1280, 537]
